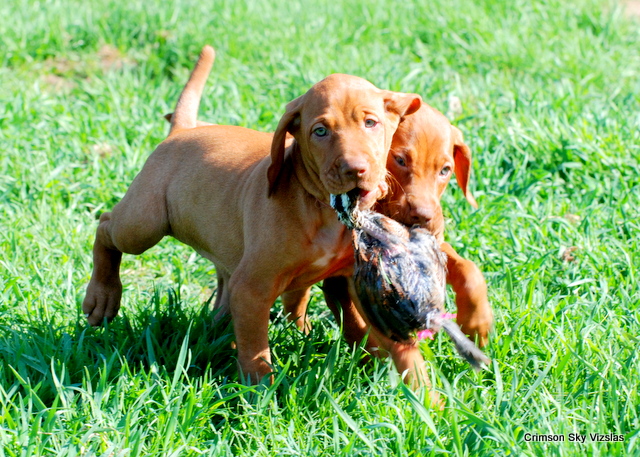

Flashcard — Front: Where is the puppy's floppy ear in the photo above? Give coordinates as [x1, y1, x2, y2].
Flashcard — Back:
[268, 95, 304, 196]
[384, 92, 422, 120]
[451, 126, 478, 209]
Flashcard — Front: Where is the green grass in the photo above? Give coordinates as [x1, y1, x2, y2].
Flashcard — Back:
[1, 0, 639, 455]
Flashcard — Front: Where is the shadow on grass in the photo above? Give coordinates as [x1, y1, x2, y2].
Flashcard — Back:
[0, 288, 230, 402]
[0, 284, 373, 416]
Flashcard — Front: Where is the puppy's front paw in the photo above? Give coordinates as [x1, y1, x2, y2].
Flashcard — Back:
[237, 357, 273, 385]
[456, 305, 493, 348]
[82, 278, 123, 326]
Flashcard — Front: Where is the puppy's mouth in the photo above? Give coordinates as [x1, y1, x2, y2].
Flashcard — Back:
[356, 181, 388, 210]
[330, 182, 389, 228]
[355, 189, 376, 210]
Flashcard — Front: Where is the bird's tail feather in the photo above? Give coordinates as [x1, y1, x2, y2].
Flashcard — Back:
[442, 320, 490, 371]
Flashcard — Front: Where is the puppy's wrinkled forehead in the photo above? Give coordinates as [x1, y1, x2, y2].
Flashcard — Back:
[394, 105, 454, 154]
[300, 74, 383, 123]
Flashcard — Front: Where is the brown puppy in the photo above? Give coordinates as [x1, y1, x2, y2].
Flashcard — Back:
[82, 46, 422, 383]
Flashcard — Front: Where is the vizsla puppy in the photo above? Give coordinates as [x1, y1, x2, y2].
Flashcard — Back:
[82, 46, 422, 383]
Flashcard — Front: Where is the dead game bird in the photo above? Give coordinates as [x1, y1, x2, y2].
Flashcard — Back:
[331, 189, 490, 371]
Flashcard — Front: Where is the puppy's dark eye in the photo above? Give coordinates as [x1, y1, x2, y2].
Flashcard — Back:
[364, 119, 377, 128]
[440, 166, 452, 176]
[313, 126, 328, 137]
[394, 155, 407, 167]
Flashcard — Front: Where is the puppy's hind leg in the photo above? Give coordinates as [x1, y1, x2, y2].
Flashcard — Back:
[212, 270, 231, 319]
[83, 185, 168, 326]
[83, 212, 124, 326]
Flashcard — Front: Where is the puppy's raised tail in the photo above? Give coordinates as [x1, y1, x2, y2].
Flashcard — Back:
[169, 45, 215, 135]
[441, 319, 490, 371]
